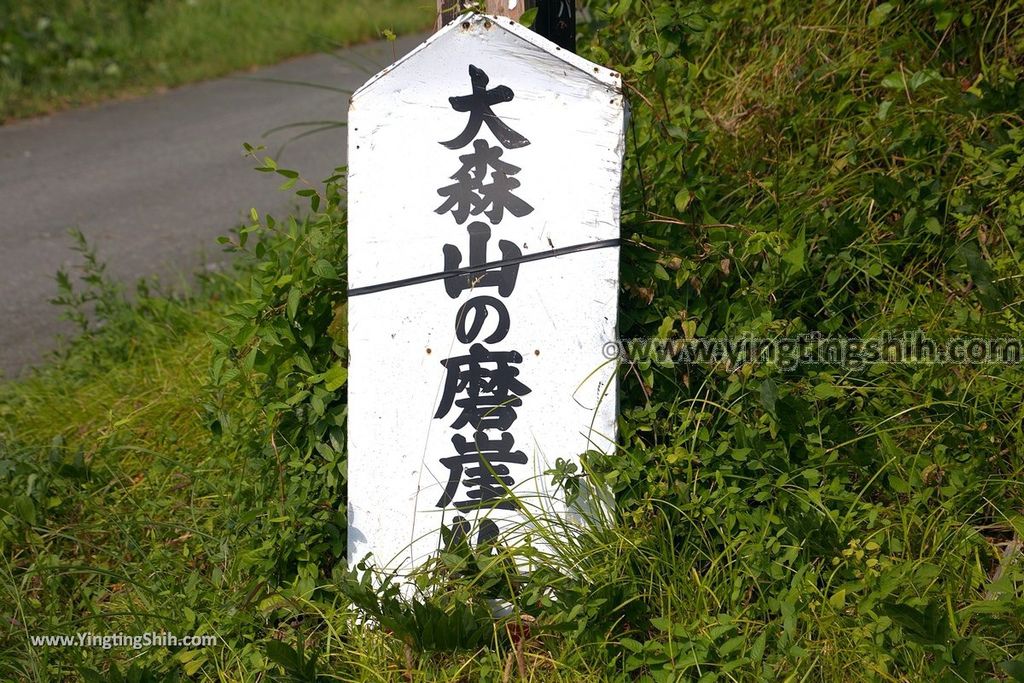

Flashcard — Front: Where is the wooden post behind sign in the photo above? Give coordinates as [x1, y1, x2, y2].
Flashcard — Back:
[437, 1, 535, 30]
[437, 2, 575, 53]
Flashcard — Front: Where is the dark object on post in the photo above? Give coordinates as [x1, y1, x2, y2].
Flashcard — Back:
[530, 0, 575, 53]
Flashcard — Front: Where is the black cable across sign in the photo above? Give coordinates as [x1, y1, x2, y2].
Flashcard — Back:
[348, 237, 620, 297]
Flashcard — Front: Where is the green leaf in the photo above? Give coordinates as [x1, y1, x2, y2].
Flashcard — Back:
[287, 286, 302, 320]
[78, 669, 106, 683]
[620, 637, 645, 653]
[656, 316, 675, 339]
[286, 389, 310, 406]
[934, 9, 956, 31]
[650, 617, 672, 632]
[760, 379, 778, 416]
[519, 7, 538, 26]
[265, 640, 299, 670]
[782, 227, 805, 274]
[312, 259, 337, 279]
[877, 99, 893, 120]
[719, 635, 745, 655]
[868, 2, 894, 27]
[1001, 660, 1024, 682]
[879, 600, 948, 645]
[813, 383, 844, 399]
[310, 393, 325, 416]
[183, 657, 206, 676]
[908, 69, 941, 92]
[323, 364, 348, 392]
[750, 631, 767, 662]
[674, 188, 692, 212]
[881, 71, 904, 89]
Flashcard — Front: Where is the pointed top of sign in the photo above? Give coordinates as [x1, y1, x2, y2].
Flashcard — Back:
[351, 13, 622, 104]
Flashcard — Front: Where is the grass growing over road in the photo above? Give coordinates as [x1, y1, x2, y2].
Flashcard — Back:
[2, 0, 1024, 680]
[0, 0, 432, 121]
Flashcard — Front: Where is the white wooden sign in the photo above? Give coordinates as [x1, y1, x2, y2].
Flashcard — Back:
[347, 13, 623, 574]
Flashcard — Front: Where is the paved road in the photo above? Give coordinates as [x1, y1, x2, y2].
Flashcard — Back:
[0, 34, 424, 378]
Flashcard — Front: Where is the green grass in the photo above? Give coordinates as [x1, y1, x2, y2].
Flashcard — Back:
[0, 261, 254, 678]
[2, 0, 1024, 680]
[0, 0, 433, 121]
